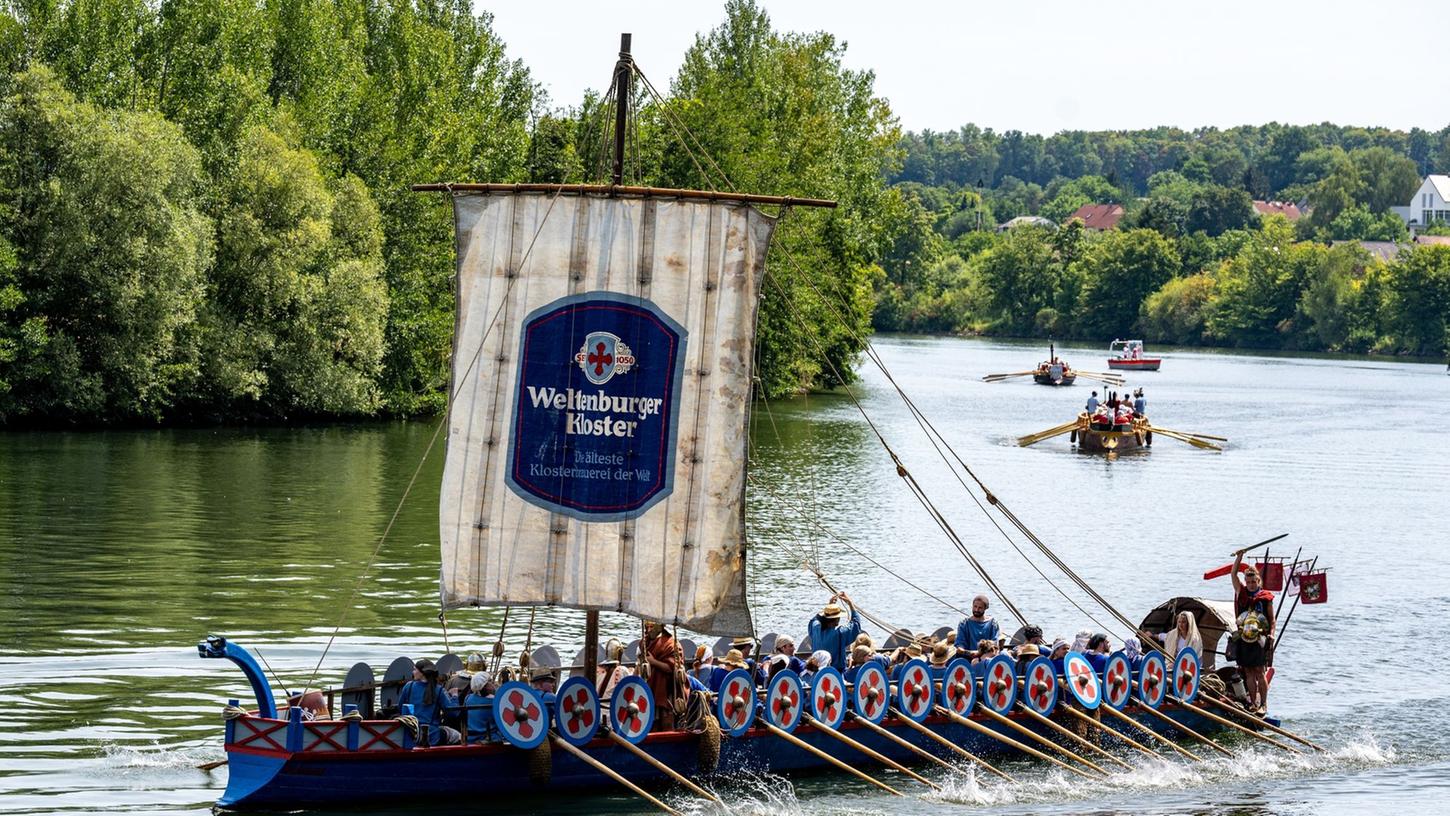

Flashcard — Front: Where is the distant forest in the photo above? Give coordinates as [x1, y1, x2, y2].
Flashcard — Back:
[2, 2, 1447, 427]
[873, 124, 1450, 359]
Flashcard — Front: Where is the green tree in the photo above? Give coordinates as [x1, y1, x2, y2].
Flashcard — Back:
[975, 225, 1059, 335]
[1206, 217, 1326, 347]
[0, 66, 212, 422]
[1041, 174, 1123, 223]
[1297, 243, 1370, 349]
[1074, 229, 1180, 338]
[645, 0, 899, 395]
[1185, 185, 1257, 236]
[1385, 245, 1450, 355]
[1140, 273, 1215, 344]
[1350, 146, 1421, 213]
[201, 126, 387, 417]
[1324, 204, 1409, 242]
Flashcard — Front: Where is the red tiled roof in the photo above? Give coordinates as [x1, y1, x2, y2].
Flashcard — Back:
[1065, 203, 1125, 230]
[1253, 201, 1302, 220]
[1414, 235, 1450, 246]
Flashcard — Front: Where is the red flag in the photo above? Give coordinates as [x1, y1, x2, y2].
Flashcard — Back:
[1257, 561, 1285, 592]
[1298, 572, 1328, 604]
[1203, 562, 1251, 581]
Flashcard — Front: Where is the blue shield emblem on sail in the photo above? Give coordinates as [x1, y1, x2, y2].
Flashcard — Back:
[506, 293, 686, 521]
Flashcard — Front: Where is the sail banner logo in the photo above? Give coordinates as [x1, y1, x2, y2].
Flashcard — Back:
[575, 331, 635, 385]
[505, 293, 687, 521]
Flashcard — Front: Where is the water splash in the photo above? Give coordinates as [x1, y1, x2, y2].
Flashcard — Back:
[99, 740, 222, 773]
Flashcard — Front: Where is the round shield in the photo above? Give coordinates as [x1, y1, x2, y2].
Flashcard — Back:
[380, 656, 414, 711]
[798, 633, 812, 652]
[930, 625, 953, 642]
[554, 676, 600, 746]
[625, 638, 642, 662]
[341, 661, 375, 719]
[492, 681, 547, 749]
[1102, 651, 1132, 710]
[714, 668, 756, 737]
[678, 639, 697, 663]
[609, 676, 655, 743]
[1020, 656, 1058, 715]
[1173, 647, 1201, 703]
[1137, 651, 1168, 709]
[938, 658, 976, 716]
[1063, 653, 1102, 709]
[851, 662, 889, 724]
[531, 645, 561, 671]
[759, 633, 779, 656]
[810, 667, 847, 728]
[570, 644, 606, 678]
[895, 659, 934, 722]
[434, 653, 463, 678]
[882, 628, 916, 650]
[981, 654, 1018, 714]
[764, 670, 804, 732]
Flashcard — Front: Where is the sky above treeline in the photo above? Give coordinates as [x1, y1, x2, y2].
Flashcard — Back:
[488, 0, 1450, 136]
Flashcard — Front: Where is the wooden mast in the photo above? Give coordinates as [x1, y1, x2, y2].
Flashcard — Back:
[583, 32, 634, 689]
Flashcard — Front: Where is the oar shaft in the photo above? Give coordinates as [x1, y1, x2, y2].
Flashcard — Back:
[976, 706, 1108, 775]
[1201, 693, 1324, 751]
[894, 710, 1015, 782]
[1131, 693, 1234, 758]
[552, 736, 683, 816]
[762, 722, 904, 796]
[805, 715, 940, 790]
[934, 705, 1095, 780]
[1019, 704, 1133, 770]
[1175, 698, 1301, 754]
[1098, 704, 1202, 761]
[608, 732, 721, 803]
[853, 715, 957, 774]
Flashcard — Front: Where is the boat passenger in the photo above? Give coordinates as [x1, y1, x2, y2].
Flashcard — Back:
[1014, 642, 1041, 676]
[843, 644, 885, 683]
[1048, 638, 1069, 673]
[887, 640, 926, 680]
[643, 621, 683, 731]
[807, 593, 861, 673]
[954, 594, 1000, 658]
[1231, 556, 1275, 714]
[928, 639, 953, 680]
[1085, 634, 1111, 672]
[770, 635, 805, 676]
[970, 639, 998, 678]
[398, 659, 461, 746]
[1154, 611, 1203, 659]
[1086, 391, 1099, 413]
[711, 649, 749, 692]
[1015, 624, 1045, 654]
[690, 645, 716, 689]
[1123, 636, 1144, 672]
[1069, 629, 1092, 653]
[801, 649, 832, 685]
[462, 672, 494, 744]
[1133, 390, 1146, 417]
[597, 639, 631, 699]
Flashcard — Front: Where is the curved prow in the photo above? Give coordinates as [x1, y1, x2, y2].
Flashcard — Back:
[198, 635, 278, 719]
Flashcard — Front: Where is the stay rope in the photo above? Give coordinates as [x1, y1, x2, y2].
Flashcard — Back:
[636, 66, 1139, 641]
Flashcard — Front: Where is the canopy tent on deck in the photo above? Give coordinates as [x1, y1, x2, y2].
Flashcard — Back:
[1139, 596, 1235, 669]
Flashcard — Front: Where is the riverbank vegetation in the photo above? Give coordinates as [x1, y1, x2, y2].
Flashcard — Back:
[2, 2, 1447, 425]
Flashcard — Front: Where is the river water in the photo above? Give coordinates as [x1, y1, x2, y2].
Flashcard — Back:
[1, 335, 1447, 815]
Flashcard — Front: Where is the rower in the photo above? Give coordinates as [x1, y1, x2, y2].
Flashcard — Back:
[954, 594, 1000, 658]
[807, 593, 861, 672]
[1086, 391, 1099, 413]
[1085, 633, 1111, 672]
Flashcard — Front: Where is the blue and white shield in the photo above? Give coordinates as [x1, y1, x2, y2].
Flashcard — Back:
[577, 331, 620, 385]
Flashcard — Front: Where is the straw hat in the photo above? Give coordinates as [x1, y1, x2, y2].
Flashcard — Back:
[731, 635, 754, 648]
[721, 649, 748, 669]
[930, 640, 952, 666]
[820, 601, 843, 619]
[1018, 642, 1041, 658]
[904, 642, 924, 658]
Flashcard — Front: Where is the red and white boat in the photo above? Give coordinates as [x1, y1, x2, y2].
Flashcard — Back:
[1108, 339, 1161, 371]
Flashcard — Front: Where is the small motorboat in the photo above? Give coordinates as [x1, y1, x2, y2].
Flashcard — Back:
[1107, 339, 1161, 371]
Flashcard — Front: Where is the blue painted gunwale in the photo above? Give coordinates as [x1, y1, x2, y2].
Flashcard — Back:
[217, 701, 1246, 809]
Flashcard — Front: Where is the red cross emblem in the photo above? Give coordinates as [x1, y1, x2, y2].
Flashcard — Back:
[586, 342, 612, 376]
[770, 678, 799, 728]
[988, 663, 1013, 708]
[723, 678, 750, 726]
[561, 686, 594, 735]
[945, 665, 972, 713]
[1029, 665, 1054, 710]
[502, 688, 539, 741]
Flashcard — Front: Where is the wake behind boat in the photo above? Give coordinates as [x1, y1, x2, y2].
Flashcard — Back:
[198, 36, 1321, 812]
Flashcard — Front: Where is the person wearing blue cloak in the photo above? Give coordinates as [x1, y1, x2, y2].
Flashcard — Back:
[807, 593, 860, 672]
[398, 658, 461, 746]
[954, 594, 1000, 657]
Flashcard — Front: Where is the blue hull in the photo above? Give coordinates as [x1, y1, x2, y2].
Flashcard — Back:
[219, 704, 1240, 809]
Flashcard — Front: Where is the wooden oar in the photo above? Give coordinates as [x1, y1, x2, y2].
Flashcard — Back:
[1130, 691, 1234, 758]
[975, 706, 1109, 775]
[851, 715, 958, 774]
[1147, 427, 1223, 450]
[1097, 704, 1203, 761]
[607, 732, 722, 803]
[551, 736, 683, 816]
[760, 721, 904, 796]
[1200, 693, 1324, 751]
[1075, 371, 1124, 384]
[933, 705, 1096, 780]
[1171, 697, 1301, 754]
[803, 714, 941, 790]
[1016, 704, 1134, 770]
[1017, 420, 1082, 447]
[1058, 705, 1173, 761]
[892, 711, 1016, 782]
[197, 759, 228, 772]
[982, 370, 1037, 381]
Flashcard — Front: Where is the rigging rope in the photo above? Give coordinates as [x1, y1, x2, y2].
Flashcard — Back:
[635, 66, 1142, 641]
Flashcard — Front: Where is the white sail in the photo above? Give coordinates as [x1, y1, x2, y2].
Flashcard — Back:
[440, 191, 775, 634]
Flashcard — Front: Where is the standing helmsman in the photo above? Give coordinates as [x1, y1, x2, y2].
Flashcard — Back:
[955, 594, 1000, 658]
[807, 593, 861, 672]
[1231, 554, 1275, 715]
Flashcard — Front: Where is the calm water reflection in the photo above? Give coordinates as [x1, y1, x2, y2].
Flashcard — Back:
[1, 336, 1447, 814]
